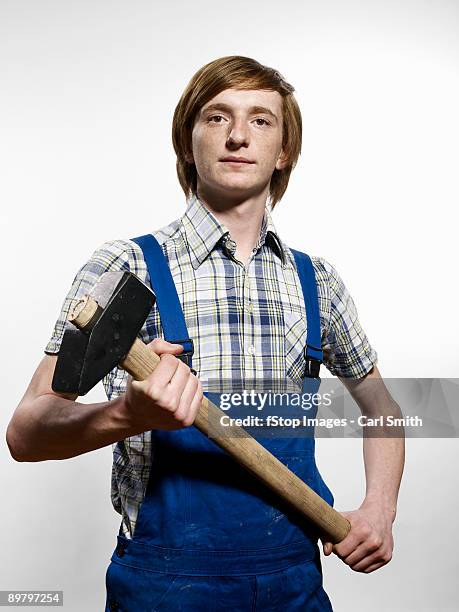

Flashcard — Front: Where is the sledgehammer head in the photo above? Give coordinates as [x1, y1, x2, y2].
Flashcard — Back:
[52, 271, 155, 396]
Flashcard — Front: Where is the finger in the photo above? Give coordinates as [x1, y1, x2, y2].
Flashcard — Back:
[351, 548, 392, 573]
[334, 534, 366, 560]
[341, 540, 381, 567]
[333, 522, 368, 559]
[350, 553, 381, 572]
[168, 359, 194, 391]
[140, 360, 191, 418]
[350, 554, 388, 573]
[324, 512, 355, 556]
[363, 561, 386, 574]
[188, 381, 204, 422]
[138, 353, 182, 392]
[159, 360, 194, 411]
[322, 542, 333, 556]
[147, 338, 185, 355]
[173, 376, 201, 426]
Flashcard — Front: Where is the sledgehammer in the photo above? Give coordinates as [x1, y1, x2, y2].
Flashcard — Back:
[52, 270, 351, 544]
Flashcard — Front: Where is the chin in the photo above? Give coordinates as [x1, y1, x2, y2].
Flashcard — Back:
[199, 175, 266, 200]
[215, 177, 259, 192]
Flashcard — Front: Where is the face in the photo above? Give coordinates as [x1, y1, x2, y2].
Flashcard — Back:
[188, 88, 287, 202]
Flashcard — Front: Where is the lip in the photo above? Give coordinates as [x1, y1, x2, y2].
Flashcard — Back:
[219, 157, 255, 164]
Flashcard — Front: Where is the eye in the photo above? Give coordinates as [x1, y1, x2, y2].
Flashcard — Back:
[254, 118, 270, 126]
[207, 115, 225, 123]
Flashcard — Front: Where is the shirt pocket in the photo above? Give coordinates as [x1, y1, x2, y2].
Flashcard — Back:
[283, 309, 307, 385]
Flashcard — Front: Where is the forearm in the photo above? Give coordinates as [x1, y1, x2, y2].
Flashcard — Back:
[361, 399, 405, 520]
[339, 367, 405, 521]
[7, 393, 142, 462]
[326, 409, 403, 571]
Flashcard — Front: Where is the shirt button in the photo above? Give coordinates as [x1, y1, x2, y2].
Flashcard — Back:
[245, 302, 253, 313]
[247, 345, 255, 355]
[223, 236, 237, 257]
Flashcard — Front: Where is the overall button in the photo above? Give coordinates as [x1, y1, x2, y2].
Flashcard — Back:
[109, 600, 119, 611]
[115, 543, 126, 558]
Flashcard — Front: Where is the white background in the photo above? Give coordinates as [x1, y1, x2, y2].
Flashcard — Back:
[1, 0, 458, 610]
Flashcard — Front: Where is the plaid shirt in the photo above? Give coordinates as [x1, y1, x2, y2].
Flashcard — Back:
[46, 194, 377, 539]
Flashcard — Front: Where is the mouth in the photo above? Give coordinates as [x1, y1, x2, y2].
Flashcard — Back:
[219, 157, 256, 164]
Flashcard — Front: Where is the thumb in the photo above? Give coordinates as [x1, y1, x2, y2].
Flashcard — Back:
[321, 540, 333, 556]
[147, 338, 185, 355]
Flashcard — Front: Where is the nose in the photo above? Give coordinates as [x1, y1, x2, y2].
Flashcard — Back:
[226, 118, 250, 149]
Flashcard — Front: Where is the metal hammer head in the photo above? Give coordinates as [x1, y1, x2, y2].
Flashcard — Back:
[52, 271, 155, 396]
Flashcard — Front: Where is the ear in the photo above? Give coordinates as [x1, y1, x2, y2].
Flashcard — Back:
[185, 150, 195, 164]
[275, 148, 288, 171]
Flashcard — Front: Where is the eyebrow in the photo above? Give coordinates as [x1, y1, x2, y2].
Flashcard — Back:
[201, 103, 279, 122]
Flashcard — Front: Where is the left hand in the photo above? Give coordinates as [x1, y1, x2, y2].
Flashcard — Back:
[321, 500, 395, 573]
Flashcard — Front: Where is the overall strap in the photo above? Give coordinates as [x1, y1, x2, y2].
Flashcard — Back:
[290, 248, 323, 378]
[131, 234, 194, 368]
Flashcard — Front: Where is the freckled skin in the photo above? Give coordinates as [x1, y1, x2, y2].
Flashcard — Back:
[188, 88, 287, 205]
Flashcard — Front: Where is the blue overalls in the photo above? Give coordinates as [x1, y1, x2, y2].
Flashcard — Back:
[104, 236, 335, 611]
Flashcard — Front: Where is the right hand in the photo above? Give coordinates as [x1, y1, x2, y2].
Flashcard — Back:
[124, 338, 203, 431]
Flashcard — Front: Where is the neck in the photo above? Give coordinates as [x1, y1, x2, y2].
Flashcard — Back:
[196, 185, 270, 265]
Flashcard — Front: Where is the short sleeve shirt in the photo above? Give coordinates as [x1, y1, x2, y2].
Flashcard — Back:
[45, 194, 378, 538]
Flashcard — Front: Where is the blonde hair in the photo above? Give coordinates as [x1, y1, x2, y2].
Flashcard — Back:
[172, 56, 302, 209]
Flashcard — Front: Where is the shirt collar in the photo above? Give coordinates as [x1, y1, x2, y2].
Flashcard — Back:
[256, 206, 287, 266]
[181, 194, 287, 269]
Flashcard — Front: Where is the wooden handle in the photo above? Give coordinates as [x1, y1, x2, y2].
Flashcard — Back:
[71, 298, 351, 544]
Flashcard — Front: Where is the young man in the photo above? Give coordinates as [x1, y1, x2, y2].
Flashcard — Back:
[7, 56, 404, 610]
